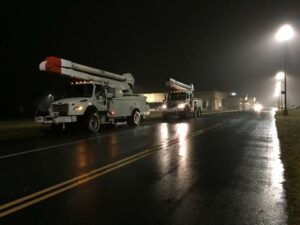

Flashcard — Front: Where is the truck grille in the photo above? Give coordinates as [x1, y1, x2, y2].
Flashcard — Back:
[52, 104, 69, 116]
[167, 103, 177, 108]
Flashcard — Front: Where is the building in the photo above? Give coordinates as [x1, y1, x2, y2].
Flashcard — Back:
[194, 91, 227, 111]
[140, 93, 166, 110]
[222, 96, 243, 110]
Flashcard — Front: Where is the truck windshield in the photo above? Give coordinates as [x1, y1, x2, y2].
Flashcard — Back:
[168, 92, 188, 101]
[64, 84, 93, 98]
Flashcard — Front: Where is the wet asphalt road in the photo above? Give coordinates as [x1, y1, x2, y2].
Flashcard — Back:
[0, 111, 287, 225]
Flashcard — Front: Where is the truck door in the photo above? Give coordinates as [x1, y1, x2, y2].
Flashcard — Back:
[95, 85, 107, 111]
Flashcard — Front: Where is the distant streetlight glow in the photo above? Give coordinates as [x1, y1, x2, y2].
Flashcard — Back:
[254, 103, 263, 112]
[231, 92, 236, 96]
[275, 24, 294, 42]
[276, 71, 284, 81]
[48, 94, 54, 101]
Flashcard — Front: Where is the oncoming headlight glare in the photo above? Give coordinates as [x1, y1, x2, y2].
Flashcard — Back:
[178, 103, 185, 109]
[254, 104, 263, 112]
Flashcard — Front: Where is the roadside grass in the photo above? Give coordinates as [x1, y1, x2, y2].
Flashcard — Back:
[0, 119, 44, 141]
[276, 110, 300, 225]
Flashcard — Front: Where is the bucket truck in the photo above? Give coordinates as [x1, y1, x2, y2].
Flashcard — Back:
[161, 78, 202, 120]
[35, 56, 149, 132]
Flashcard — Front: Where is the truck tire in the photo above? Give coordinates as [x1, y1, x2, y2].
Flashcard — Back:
[50, 123, 62, 133]
[162, 112, 169, 121]
[193, 111, 197, 118]
[179, 112, 185, 119]
[127, 110, 141, 127]
[183, 109, 190, 119]
[86, 111, 101, 133]
[197, 108, 202, 118]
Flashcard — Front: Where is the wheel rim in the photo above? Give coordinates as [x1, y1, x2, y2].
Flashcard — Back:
[89, 114, 100, 131]
[133, 112, 141, 125]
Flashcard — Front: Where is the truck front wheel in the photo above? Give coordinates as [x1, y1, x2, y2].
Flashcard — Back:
[162, 112, 169, 121]
[86, 112, 101, 133]
[50, 123, 63, 133]
[127, 110, 141, 127]
[197, 108, 202, 118]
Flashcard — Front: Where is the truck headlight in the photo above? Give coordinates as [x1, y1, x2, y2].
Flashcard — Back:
[74, 106, 84, 111]
[162, 104, 167, 109]
[177, 103, 185, 109]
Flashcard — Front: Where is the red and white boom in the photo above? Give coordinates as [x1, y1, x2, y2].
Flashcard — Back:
[39, 56, 134, 93]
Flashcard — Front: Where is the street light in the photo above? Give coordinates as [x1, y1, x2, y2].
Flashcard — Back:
[275, 24, 295, 115]
[276, 71, 284, 81]
[275, 25, 294, 42]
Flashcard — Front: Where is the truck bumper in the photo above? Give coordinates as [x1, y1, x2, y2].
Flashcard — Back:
[35, 116, 77, 124]
[162, 109, 185, 116]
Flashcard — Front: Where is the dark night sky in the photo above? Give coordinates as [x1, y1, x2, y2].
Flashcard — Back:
[2, 0, 300, 114]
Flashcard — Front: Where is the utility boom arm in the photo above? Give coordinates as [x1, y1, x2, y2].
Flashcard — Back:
[40, 56, 134, 94]
[166, 78, 194, 92]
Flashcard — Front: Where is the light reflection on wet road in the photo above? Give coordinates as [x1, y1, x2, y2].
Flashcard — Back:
[1, 111, 287, 225]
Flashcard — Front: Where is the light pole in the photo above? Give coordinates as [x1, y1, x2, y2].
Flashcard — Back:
[275, 24, 294, 115]
[276, 71, 284, 110]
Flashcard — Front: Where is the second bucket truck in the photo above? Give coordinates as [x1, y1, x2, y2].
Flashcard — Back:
[35, 56, 149, 132]
[162, 78, 202, 120]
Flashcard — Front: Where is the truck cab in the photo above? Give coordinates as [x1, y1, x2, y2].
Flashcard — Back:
[48, 82, 106, 119]
[36, 81, 149, 132]
[166, 92, 193, 108]
[36, 82, 104, 131]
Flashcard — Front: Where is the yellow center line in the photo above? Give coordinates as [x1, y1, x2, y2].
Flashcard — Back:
[0, 122, 223, 218]
[0, 151, 156, 217]
[0, 147, 157, 211]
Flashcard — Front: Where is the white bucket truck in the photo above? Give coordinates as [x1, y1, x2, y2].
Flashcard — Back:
[162, 78, 202, 120]
[35, 56, 149, 132]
